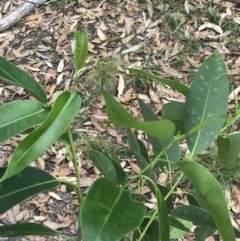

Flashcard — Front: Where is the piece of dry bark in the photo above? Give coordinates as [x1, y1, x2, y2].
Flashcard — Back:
[0, 0, 46, 32]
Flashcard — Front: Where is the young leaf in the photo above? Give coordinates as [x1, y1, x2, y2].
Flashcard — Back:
[88, 149, 116, 182]
[176, 161, 235, 241]
[126, 68, 189, 96]
[0, 223, 57, 237]
[0, 100, 49, 144]
[74, 27, 88, 72]
[110, 153, 126, 185]
[184, 51, 228, 154]
[0, 167, 58, 214]
[187, 189, 209, 211]
[0, 56, 48, 103]
[100, 86, 175, 142]
[1, 92, 81, 181]
[81, 178, 146, 241]
[217, 132, 240, 167]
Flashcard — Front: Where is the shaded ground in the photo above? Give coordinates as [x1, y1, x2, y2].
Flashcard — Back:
[1, 0, 240, 240]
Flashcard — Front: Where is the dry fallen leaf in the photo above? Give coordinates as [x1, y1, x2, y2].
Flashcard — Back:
[117, 74, 125, 97]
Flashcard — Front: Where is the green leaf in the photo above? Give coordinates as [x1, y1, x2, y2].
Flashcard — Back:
[0, 223, 57, 237]
[88, 149, 116, 182]
[74, 27, 88, 72]
[170, 218, 193, 239]
[172, 205, 240, 238]
[0, 56, 48, 103]
[81, 178, 146, 241]
[162, 101, 185, 135]
[157, 184, 175, 212]
[0, 100, 49, 144]
[1, 92, 81, 181]
[217, 132, 240, 167]
[127, 68, 189, 96]
[155, 186, 170, 241]
[187, 189, 209, 211]
[176, 161, 235, 241]
[168, 216, 190, 233]
[194, 226, 215, 241]
[0, 167, 58, 214]
[137, 139, 150, 163]
[126, 128, 156, 192]
[110, 153, 126, 185]
[137, 98, 180, 169]
[184, 51, 228, 154]
[58, 132, 79, 145]
[100, 86, 175, 142]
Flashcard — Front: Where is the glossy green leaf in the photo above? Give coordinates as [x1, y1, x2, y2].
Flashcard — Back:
[217, 132, 240, 167]
[185, 51, 228, 154]
[155, 186, 170, 241]
[0, 167, 58, 214]
[1, 92, 81, 182]
[176, 161, 235, 241]
[81, 178, 146, 241]
[58, 132, 79, 145]
[74, 27, 88, 72]
[127, 68, 189, 96]
[162, 101, 185, 135]
[137, 139, 150, 163]
[194, 226, 215, 241]
[0, 56, 47, 103]
[0, 100, 49, 144]
[137, 98, 180, 169]
[157, 184, 175, 212]
[89, 149, 116, 182]
[100, 86, 175, 142]
[126, 128, 156, 192]
[0, 223, 57, 237]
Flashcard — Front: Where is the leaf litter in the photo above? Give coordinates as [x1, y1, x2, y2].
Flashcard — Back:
[0, 0, 240, 240]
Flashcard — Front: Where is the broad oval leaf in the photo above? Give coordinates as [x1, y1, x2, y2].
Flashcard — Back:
[217, 132, 240, 167]
[1, 92, 81, 181]
[126, 68, 189, 96]
[0, 167, 58, 214]
[0, 100, 50, 144]
[184, 51, 228, 154]
[0, 56, 48, 103]
[100, 86, 175, 142]
[0, 223, 57, 237]
[89, 149, 116, 182]
[81, 178, 146, 241]
[176, 161, 235, 241]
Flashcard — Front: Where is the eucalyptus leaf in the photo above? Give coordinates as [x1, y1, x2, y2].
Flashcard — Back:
[0, 56, 48, 103]
[126, 68, 189, 96]
[81, 178, 146, 241]
[217, 132, 240, 167]
[88, 149, 116, 182]
[0, 223, 57, 237]
[176, 161, 235, 241]
[0, 167, 58, 215]
[185, 51, 228, 154]
[100, 86, 175, 141]
[0, 100, 49, 144]
[1, 92, 81, 181]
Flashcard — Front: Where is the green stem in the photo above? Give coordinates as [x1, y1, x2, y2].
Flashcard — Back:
[67, 127, 84, 241]
[71, 70, 78, 91]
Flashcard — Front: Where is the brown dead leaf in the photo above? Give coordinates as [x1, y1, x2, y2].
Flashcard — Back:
[124, 17, 134, 35]
[118, 74, 125, 97]
[97, 27, 107, 41]
[149, 88, 160, 103]
[229, 86, 240, 101]
[43, 220, 71, 230]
